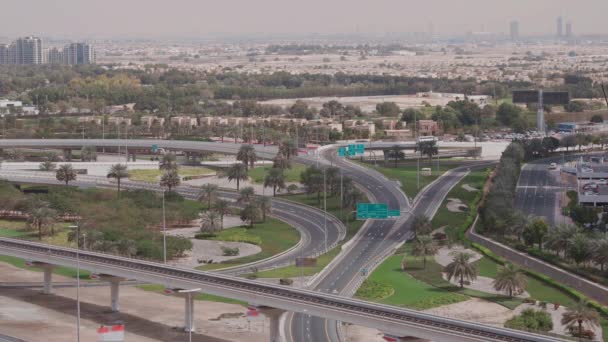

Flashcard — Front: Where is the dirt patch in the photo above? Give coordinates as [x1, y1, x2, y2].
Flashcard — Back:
[424, 298, 515, 327]
[446, 198, 468, 213]
[462, 184, 479, 192]
[435, 245, 482, 267]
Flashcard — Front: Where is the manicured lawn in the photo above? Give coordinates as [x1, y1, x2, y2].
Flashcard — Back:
[255, 246, 342, 278]
[475, 256, 578, 308]
[248, 163, 307, 184]
[196, 217, 299, 270]
[432, 170, 487, 229]
[372, 162, 461, 198]
[136, 284, 246, 306]
[356, 254, 469, 310]
[129, 166, 215, 183]
[0, 220, 32, 238]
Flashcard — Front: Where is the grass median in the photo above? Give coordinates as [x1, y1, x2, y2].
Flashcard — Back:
[196, 217, 299, 271]
[248, 162, 307, 184]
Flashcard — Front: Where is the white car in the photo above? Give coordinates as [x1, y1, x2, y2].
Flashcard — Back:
[599, 179, 608, 185]
[584, 191, 598, 196]
[582, 167, 594, 173]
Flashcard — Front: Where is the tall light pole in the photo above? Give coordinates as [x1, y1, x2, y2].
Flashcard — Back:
[162, 188, 167, 264]
[323, 168, 327, 252]
[178, 288, 201, 342]
[1, 114, 5, 139]
[68, 225, 81, 342]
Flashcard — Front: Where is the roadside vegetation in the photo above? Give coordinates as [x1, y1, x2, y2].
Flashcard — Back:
[129, 166, 214, 183]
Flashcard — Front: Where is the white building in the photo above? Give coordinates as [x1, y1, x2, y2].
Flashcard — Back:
[0, 100, 23, 114]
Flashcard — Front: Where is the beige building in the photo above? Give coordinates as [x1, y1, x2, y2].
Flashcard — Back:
[418, 120, 439, 136]
[140, 115, 165, 128]
[170, 116, 198, 127]
[77, 116, 102, 125]
[108, 117, 132, 126]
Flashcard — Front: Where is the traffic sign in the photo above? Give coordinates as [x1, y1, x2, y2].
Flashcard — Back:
[357, 203, 388, 219]
[151, 144, 158, 153]
[356, 144, 365, 154]
[388, 210, 401, 217]
[348, 148, 356, 156]
[338, 147, 347, 157]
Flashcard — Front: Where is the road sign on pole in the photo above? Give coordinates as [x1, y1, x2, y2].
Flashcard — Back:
[151, 144, 158, 153]
[357, 203, 389, 219]
[338, 147, 347, 157]
[356, 144, 365, 154]
[388, 210, 401, 217]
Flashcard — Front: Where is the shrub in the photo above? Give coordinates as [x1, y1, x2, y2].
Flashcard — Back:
[279, 278, 294, 286]
[195, 232, 217, 239]
[221, 246, 240, 256]
[504, 308, 553, 332]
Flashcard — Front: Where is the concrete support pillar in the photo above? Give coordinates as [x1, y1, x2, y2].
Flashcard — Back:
[43, 265, 53, 294]
[184, 294, 195, 332]
[27, 262, 55, 294]
[94, 274, 127, 312]
[256, 306, 285, 342]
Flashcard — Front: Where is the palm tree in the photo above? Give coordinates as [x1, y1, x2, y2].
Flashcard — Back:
[226, 163, 248, 190]
[27, 206, 57, 240]
[159, 152, 178, 171]
[56, 164, 77, 186]
[508, 211, 534, 242]
[561, 300, 600, 337]
[444, 252, 478, 288]
[545, 223, 580, 258]
[160, 170, 180, 191]
[492, 263, 527, 297]
[389, 145, 404, 168]
[412, 215, 432, 239]
[212, 199, 231, 229]
[107, 163, 129, 196]
[592, 238, 608, 271]
[567, 233, 592, 266]
[411, 235, 439, 269]
[116, 239, 137, 257]
[272, 152, 291, 170]
[264, 168, 286, 197]
[198, 183, 219, 209]
[278, 139, 297, 160]
[237, 186, 255, 204]
[200, 211, 221, 232]
[255, 196, 272, 222]
[236, 144, 257, 170]
[39, 160, 56, 171]
[240, 204, 261, 228]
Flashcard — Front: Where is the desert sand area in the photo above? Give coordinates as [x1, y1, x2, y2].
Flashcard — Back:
[0, 262, 270, 342]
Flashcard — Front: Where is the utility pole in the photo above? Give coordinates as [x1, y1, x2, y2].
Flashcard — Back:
[323, 168, 327, 252]
[415, 110, 420, 190]
[162, 189, 167, 264]
[68, 225, 81, 342]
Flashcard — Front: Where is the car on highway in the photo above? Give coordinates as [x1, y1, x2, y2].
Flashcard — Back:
[599, 179, 608, 185]
[581, 167, 594, 173]
[583, 183, 598, 190]
[548, 163, 557, 170]
[584, 190, 598, 196]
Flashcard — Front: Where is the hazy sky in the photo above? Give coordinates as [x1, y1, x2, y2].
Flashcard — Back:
[4, 0, 608, 39]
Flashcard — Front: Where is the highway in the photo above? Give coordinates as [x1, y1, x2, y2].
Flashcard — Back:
[0, 237, 563, 342]
[0, 170, 345, 274]
[291, 145, 495, 342]
[0, 139, 561, 342]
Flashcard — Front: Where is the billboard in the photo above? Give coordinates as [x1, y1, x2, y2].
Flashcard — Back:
[512, 90, 570, 105]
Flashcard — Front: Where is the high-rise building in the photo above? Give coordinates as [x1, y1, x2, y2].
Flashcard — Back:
[509, 21, 519, 40]
[566, 22, 573, 38]
[46, 48, 64, 64]
[63, 42, 95, 65]
[557, 16, 563, 37]
[9, 36, 43, 65]
[0, 44, 9, 65]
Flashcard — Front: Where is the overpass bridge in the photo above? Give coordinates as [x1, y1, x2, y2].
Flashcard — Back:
[0, 237, 564, 342]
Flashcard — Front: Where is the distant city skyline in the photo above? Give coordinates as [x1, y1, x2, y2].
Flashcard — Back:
[2, 0, 607, 39]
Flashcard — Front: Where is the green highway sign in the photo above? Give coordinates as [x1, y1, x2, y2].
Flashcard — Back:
[338, 147, 347, 157]
[151, 144, 159, 153]
[348, 147, 356, 156]
[357, 203, 388, 219]
[356, 144, 365, 154]
[388, 210, 401, 217]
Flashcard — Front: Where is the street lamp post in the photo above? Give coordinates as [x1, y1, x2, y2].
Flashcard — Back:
[68, 225, 81, 342]
[162, 188, 167, 264]
[178, 288, 201, 342]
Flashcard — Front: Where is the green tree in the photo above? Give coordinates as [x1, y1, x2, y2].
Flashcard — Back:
[375, 102, 400, 116]
[523, 219, 548, 250]
[300, 166, 325, 204]
[237, 186, 255, 204]
[264, 168, 286, 197]
[159, 152, 178, 171]
[198, 183, 219, 209]
[411, 235, 439, 269]
[496, 103, 523, 127]
[388, 145, 404, 168]
[561, 135, 577, 152]
[226, 163, 248, 190]
[492, 263, 527, 297]
[272, 152, 291, 170]
[545, 224, 580, 258]
[236, 144, 257, 170]
[416, 140, 438, 162]
[240, 204, 261, 228]
[107, 163, 129, 196]
[412, 215, 433, 239]
[255, 196, 272, 222]
[541, 136, 560, 153]
[561, 301, 600, 337]
[278, 139, 297, 160]
[590, 114, 604, 123]
[27, 206, 58, 240]
[444, 252, 477, 288]
[80, 145, 97, 162]
[567, 233, 591, 266]
[160, 170, 180, 191]
[212, 199, 231, 229]
[56, 164, 77, 186]
[200, 211, 221, 233]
